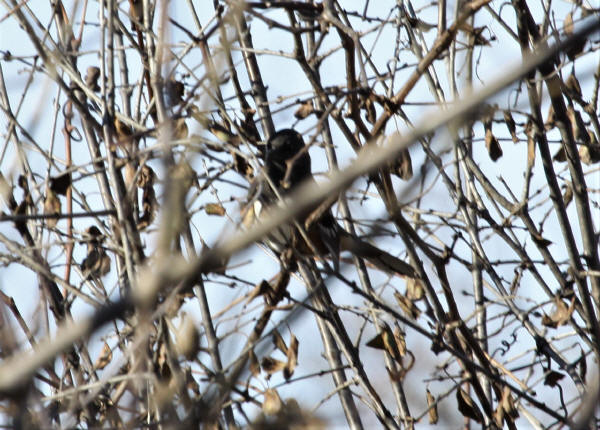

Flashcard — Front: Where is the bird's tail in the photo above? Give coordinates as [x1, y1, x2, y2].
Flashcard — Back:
[338, 231, 416, 278]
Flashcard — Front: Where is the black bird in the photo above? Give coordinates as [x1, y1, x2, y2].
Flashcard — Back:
[244, 129, 416, 278]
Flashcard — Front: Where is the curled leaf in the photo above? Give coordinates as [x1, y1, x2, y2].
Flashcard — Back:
[94, 342, 113, 370]
[426, 389, 438, 424]
[294, 99, 315, 120]
[44, 188, 61, 228]
[456, 388, 483, 423]
[485, 128, 503, 161]
[205, 203, 226, 216]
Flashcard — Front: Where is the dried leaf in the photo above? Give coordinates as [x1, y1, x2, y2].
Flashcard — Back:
[85, 66, 101, 92]
[393, 327, 407, 357]
[44, 188, 61, 228]
[232, 151, 254, 179]
[426, 389, 438, 424]
[542, 296, 575, 328]
[545, 105, 556, 130]
[456, 388, 483, 423]
[50, 172, 72, 196]
[364, 93, 377, 124]
[553, 146, 567, 162]
[137, 169, 158, 231]
[209, 122, 240, 146]
[176, 314, 200, 360]
[94, 342, 113, 370]
[494, 386, 519, 426]
[171, 159, 196, 191]
[272, 330, 288, 355]
[567, 106, 588, 143]
[565, 73, 582, 99]
[262, 388, 282, 416]
[114, 117, 133, 146]
[366, 332, 386, 350]
[294, 99, 315, 120]
[503, 110, 518, 143]
[531, 231, 552, 247]
[393, 148, 413, 180]
[366, 324, 404, 363]
[562, 182, 573, 207]
[578, 349, 587, 383]
[261, 357, 286, 376]
[173, 118, 188, 140]
[284, 334, 298, 380]
[81, 247, 111, 279]
[136, 164, 156, 188]
[249, 349, 260, 376]
[564, 12, 573, 35]
[165, 79, 184, 107]
[394, 291, 421, 319]
[527, 134, 536, 168]
[544, 370, 565, 387]
[485, 128, 502, 161]
[406, 278, 424, 301]
[205, 203, 226, 216]
[579, 143, 600, 165]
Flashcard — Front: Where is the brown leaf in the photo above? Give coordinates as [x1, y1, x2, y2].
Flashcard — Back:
[232, 151, 254, 179]
[394, 291, 421, 319]
[456, 388, 483, 423]
[527, 134, 536, 168]
[366, 324, 404, 364]
[85, 66, 101, 92]
[50, 172, 72, 196]
[81, 247, 111, 279]
[564, 12, 573, 35]
[542, 296, 575, 328]
[531, 231, 552, 247]
[562, 182, 573, 207]
[578, 349, 587, 383]
[544, 370, 565, 387]
[137, 168, 158, 231]
[503, 110, 518, 143]
[393, 326, 407, 357]
[136, 164, 156, 188]
[393, 148, 413, 180]
[284, 334, 298, 380]
[364, 93, 377, 124]
[208, 122, 240, 146]
[272, 330, 288, 355]
[485, 128, 502, 161]
[94, 342, 113, 370]
[114, 117, 133, 146]
[565, 73, 582, 100]
[426, 389, 438, 424]
[494, 386, 519, 427]
[294, 99, 315, 120]
[262, 388, 282, 416]
[261, 357, 286, 376]
[249, 349, 260, 376]
[176, 314, 200, 360]
[205, 203, 226, 217]
[553, 146, 566, 162]
[545, 105, 556, 130]
[171, 159, 196, 191]
[165, 79, 184, 107]
[173, 118, 188, 140]
[579, 143, 600, 165]
[44, 188, 61, 228]
[366, 332, 386, 350]
[405, 278, 424, 301]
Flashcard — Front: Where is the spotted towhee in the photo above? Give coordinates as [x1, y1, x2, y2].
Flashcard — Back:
[243, 129, 416, 278]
